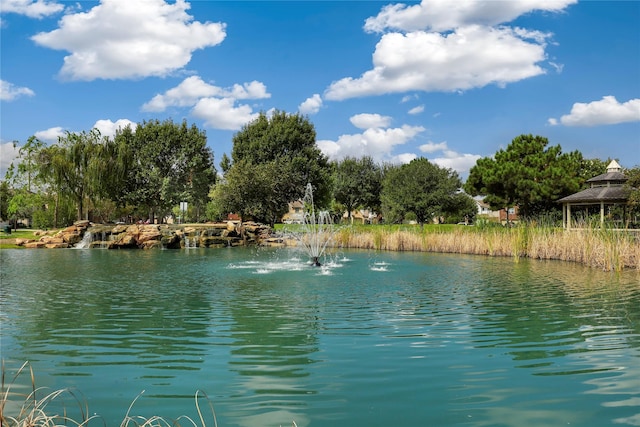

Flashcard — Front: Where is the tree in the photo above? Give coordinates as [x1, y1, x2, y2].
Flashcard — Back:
[625, 166, 640, 226]
[579, 158, 609, 185]
[219, 153, 231, 175]
[220, 111, 332, 225]
[16, 136, 45, 193]
[381, 158, 462, 225]
[37, 129, 129, 222]
[0, 180, 10, 221]
[464, 134, 583, 219]
[333, 156, 382, 222]
[118, 119, 215, 222]
[443, 192, 478, 224]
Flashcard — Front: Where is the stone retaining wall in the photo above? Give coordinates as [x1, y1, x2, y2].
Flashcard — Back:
[16, 220, 279, 249]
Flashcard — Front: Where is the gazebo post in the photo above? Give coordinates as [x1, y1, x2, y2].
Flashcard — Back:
[567, 204, 572, 229]
[600, 202, 605, 227]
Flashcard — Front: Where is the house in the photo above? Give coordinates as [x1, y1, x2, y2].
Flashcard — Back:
[342, 209, 378, 224]
[282, 200, 304, 224]
[474, 196, 519, 224]
[557, 160, 632, 229]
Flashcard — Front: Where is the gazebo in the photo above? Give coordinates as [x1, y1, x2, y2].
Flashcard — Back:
[558, 160, 631, 229]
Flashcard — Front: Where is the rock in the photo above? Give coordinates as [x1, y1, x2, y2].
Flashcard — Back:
[161, 234, 181, 249]
[15, 238, 35, 246]
[46, 242, 69, 249]
[61, 231, 82, 245]
[108, 234, 137, 249]
[25, 241, 46, 248]
[141, 240, 163, 249]
[137, 230, 162, 244]
[112, 224, 128, 234]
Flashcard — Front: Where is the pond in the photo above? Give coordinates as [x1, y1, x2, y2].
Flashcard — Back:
[1, 248, 639, 427]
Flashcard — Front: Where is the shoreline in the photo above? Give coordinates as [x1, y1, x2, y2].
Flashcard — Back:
[330, 226, 640, 272]
[3, 224, 639, 272]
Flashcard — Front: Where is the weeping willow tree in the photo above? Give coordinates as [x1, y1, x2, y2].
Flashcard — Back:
[39, 129, 131, 223]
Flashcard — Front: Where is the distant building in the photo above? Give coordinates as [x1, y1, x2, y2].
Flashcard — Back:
[282, 200, 304, 224]
[474, 196, 519, 224]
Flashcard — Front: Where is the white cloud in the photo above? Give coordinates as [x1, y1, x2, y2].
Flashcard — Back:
[142, 76, 269, 112]
[327, 0, 575, 101]
[1, 0, 64, 19]
[408, 105, 424, 115]
[0, 141, 21, 178]
[93, 119, 136, 139]
[430, 151, 481, 177]
[549, 96, 640, 127]
[31, 0, 226, 80]
[1, 79, 35, 101]
[192, 97, 258, 131]
[325, 25, 548, 100]
[401, 94, 418, 103]
[419, 141, 447, 153]
[350, 113, 392, 129]
[363, 0, 576, 33]
[317, 124, 425, 163]
[230, 81, 270, 100]
[418, 140, 481, 176]
[34, 126, 65, 143]
[298, 94, 323, 115]
[142, 75, 270, 131]
[392, 152, 418, 164]
[142, 76, 221, 112]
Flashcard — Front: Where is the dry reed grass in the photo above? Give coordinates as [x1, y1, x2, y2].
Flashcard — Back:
[332, 224, 639, 272]
[1, 361, 303, 427]
[2, 361, 300, 427]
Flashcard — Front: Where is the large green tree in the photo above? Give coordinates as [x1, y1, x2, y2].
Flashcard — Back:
[464, 134, 583, 218]
[381, 158, 462, 225]
[118, 119, 215, 222]
[37, 129, 126, 221]
[333, 156, 382, 222]
[219, 111, 331, 225]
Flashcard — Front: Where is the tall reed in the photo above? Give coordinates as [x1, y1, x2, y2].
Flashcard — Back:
[331, 223, 639, 272]
[1, 361, 231, 427]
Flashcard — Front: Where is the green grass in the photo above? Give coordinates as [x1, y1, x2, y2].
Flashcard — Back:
[0, 229, 53, 249]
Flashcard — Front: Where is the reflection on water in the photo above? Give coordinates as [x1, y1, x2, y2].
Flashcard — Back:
[1, 248, 639, 427]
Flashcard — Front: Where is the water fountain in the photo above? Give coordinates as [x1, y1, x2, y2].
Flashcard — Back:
[298, 183, 334, 266]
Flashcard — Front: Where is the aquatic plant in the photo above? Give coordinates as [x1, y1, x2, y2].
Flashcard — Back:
[1, 361, 285, 427]
[332, 222, 639, 271]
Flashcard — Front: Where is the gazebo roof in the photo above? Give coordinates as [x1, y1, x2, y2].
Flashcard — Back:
[587, 159, 628, 184]
[586, 171, 628, 183]
[557, 185, 631, 204]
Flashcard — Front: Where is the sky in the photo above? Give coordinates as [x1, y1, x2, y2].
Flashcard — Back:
[1, 0, 639, 181]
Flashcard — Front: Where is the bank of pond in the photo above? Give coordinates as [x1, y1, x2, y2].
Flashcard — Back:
[3, 221, 638, 272]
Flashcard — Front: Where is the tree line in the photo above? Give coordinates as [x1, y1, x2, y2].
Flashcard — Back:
[2, 113, 638, 229]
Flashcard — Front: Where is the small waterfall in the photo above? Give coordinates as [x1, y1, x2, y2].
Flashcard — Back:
[75, 231, 93, 249]
[183, 231, 199, 248]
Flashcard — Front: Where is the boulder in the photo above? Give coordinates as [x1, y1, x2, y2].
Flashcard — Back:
[137, 230, 162, 244]
[108, 234, 137, 249]
[25, 241, 46, 248]
[45, 242, 69, 249]
[15, 238, 35, 246]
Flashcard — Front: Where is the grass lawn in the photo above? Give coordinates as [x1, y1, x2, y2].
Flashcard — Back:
[0, 229, 44, 249]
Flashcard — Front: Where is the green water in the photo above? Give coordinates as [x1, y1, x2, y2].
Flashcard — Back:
[1, 248, 639, 427]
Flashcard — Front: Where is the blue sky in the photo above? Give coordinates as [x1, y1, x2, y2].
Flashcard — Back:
[1, 0, 639, 180]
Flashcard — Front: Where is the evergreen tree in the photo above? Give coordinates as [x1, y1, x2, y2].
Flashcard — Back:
[464, 134, 583, 218]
